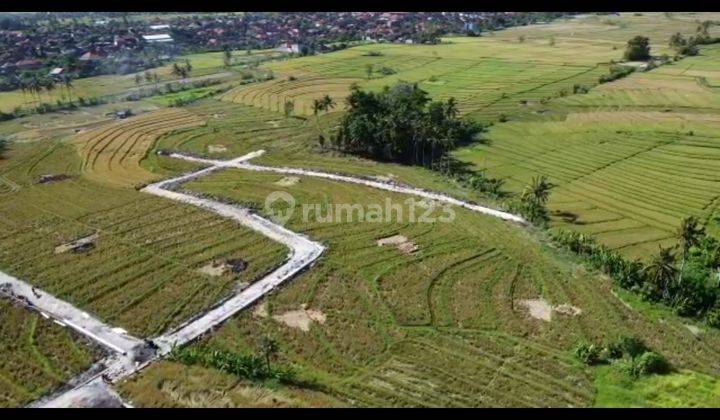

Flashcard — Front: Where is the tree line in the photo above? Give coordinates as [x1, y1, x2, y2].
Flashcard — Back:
[552, 216, 720, 329]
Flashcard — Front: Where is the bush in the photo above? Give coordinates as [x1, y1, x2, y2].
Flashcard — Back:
[630, 351, 670, 377]
[573, 84, 590, 94]
[599, 65, 635, 84]
[604, 341, 624, 359]
[618, 336, 648, 359]
[574, 342, 603, 365]
[378, 66, 396, 76]
[707, 305, 720, 328]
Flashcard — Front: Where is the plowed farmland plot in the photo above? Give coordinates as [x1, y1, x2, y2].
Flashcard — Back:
[0, 300, 100, 407]
[120, 167, 720, 407]
[0, 139, 287, 337]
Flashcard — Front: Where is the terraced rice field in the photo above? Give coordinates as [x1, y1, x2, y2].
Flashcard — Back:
[119, 167, 720, 407]
[0, 138, 287, 337]
[73, 108, 206, 187]
[220, 13, 720, 124]
[0, 300, 100, 407]
[220, 38, 609, 122]
[455, 47, 720, 259]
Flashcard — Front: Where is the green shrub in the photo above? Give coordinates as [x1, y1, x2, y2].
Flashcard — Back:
[630, 351, 670, 377]
[574, 342, 603, 365]
[618, 336, 648, 359]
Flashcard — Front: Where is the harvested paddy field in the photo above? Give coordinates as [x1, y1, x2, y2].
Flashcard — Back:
[0, 300, 100, 407]
[0, 134, 287, 337]
[119, 166, 720, 407]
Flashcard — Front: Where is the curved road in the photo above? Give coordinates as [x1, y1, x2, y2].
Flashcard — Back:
[4, 149, 523, 407]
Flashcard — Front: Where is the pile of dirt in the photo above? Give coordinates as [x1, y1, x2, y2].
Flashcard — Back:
[197, 258, 248, 276]
[274, 176, 300, 187]
[272, 306, 327, 332]
[37, 174, 71, 184]
[517, 298, 582, 322]
[517, 298, 553, 322]
[554, 303, 583, 317]
[198, 261, 230, 277]
[54, 233, 98, 254]
[207, 145, 227, 153]
[377, 235, 418, 255]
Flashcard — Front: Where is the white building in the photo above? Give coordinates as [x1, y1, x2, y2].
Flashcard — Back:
[142, 34, 174, 44]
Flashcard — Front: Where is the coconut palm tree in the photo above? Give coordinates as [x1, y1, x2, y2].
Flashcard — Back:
[62, 74, 74, 103]
[644, 246, 678, 301]
[677, 216, 705, 286]
[523, 175, 553, 206]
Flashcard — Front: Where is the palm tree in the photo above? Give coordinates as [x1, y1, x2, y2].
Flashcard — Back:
[62, 74, 74, 103]
[643, 246, 678, 301]
[523, 175, 553, 206]
[677, 216, 705, 286]
[322, 95, 335, 111]
[445, 97, 458, 119]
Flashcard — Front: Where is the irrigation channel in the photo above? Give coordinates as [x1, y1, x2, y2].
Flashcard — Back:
[1, 149, 525, 407]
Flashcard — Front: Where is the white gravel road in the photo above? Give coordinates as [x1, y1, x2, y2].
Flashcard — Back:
[7, 148, 524, 407]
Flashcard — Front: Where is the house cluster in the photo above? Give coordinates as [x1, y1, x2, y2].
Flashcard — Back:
[0, 12, 570, 90]
[166, 12, 554, 50]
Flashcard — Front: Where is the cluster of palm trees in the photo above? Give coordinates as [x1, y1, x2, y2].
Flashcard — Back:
[17, 73, 75, 104]
[553, 214, 720, 326]
[644, 216, 707, 304]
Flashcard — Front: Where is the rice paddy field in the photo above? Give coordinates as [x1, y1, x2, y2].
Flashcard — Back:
[2, 12, 720, 407]
[454, 35, 720, 259]
[219, 13, 720, 123]
[118, 164, 720, 407]
[0, 48, 279, 113]
[0, 300, 101, 407]
[0, 120, 288, 337]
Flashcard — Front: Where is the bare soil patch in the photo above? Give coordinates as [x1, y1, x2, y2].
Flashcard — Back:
[198, 258, 248, 277]
[54, 233, 98, 254]
[253, 302, 269, 318]
[518, 298, 553, 321]
[517, 298, 582, 322]
[272, 307, 327, 332]
[377, 235, 418, 255]
[207, 145, 227, 154]
[274, 176, 300, 187]
[198, 261, 231, 277]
